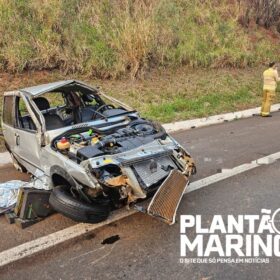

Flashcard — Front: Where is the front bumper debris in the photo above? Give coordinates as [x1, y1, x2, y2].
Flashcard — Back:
[147, 169, 189, 225]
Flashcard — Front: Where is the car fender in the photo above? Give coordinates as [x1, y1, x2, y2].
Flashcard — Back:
[50, 165, 76, 188]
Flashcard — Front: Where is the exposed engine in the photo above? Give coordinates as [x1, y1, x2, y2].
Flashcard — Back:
[52, 120, 167, 164]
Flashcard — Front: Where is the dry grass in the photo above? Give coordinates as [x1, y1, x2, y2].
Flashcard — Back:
[0, 0, 279, 78]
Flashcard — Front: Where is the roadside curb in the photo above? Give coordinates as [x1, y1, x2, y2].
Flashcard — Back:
[162, 103, 280, 133]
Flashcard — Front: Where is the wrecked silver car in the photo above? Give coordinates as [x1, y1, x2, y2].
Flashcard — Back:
[1, 80, 196, 224]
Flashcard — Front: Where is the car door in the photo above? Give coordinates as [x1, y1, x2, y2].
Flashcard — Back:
[12, 94, 43, 173]
[2, 94, 17, 151]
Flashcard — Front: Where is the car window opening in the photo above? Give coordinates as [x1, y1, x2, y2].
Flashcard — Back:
[32, 87, 129, 131]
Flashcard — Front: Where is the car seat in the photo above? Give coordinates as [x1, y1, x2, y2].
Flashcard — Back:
[33, 97, 64, 130]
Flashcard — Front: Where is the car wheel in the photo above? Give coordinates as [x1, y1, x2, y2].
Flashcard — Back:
[49, 185, 110, 223]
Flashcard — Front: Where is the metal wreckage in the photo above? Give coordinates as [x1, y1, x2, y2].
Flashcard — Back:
[2, 80, 196, 225]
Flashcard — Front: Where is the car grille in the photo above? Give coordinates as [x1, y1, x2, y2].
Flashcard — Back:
[132, 156, 177, 190]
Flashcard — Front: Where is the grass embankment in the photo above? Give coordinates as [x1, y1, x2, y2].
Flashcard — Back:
[0, 0, 279, 78]
[1, 66, 279, 151]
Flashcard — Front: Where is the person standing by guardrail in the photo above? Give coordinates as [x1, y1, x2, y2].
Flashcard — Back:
[261, 62, 280, 117]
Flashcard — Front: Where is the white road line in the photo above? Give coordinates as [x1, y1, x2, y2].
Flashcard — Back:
[186, 152, 280, 194]
[0, 209, 136, 268]
[1, 151, 280, 268]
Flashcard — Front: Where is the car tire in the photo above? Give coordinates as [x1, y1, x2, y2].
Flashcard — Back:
[49, 185, 110, 223]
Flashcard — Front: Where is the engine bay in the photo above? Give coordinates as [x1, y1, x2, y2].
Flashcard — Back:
[52, 120, 167, 163]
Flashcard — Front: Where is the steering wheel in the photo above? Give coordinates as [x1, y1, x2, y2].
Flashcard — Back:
[92, 104, 114, 120]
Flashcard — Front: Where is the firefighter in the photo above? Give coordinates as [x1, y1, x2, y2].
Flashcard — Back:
[261, 62, 280, 117]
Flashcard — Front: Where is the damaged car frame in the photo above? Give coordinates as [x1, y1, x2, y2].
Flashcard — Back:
[1, 80, 196, 224]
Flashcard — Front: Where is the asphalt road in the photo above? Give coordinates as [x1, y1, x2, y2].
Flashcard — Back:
[1, 112, 280, 279]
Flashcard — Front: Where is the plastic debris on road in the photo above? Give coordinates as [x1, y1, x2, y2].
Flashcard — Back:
[0, 180, 23, 209]
[0, 171, 51, 213]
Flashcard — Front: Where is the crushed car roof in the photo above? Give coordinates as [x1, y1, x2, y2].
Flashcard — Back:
[19, 80, 95, 97]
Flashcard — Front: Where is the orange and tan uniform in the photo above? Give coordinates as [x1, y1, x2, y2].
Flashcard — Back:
[261, 68, 280, 116]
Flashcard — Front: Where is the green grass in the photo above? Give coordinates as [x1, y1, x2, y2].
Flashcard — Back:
[143, 87, 254, 122]
[0, 0, 279, 78]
